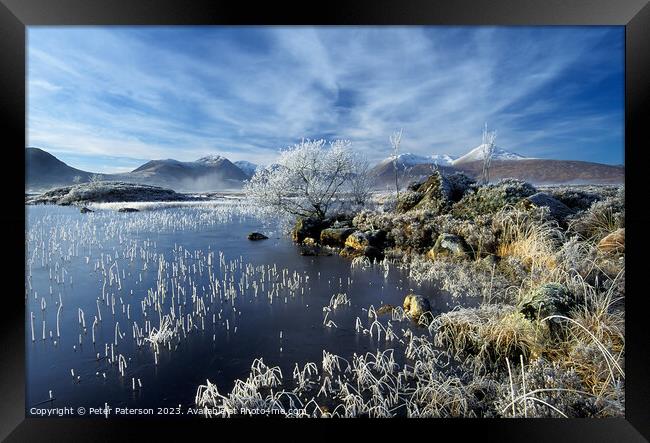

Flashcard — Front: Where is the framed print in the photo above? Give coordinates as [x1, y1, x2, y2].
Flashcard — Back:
[1, 0, 649, 441]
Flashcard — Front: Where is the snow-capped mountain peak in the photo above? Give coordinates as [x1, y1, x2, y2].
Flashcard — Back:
[452, 144, 527, 165]
[429, 154, 456, 166]
[381, 152, 455, 167]
[233, 160, 259, 177]
[385, 153, 431, 165]
[195, 154, 226, 166]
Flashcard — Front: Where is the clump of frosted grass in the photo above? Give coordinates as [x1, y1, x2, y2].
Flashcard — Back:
[327, 293, 350, 310]
[351, 256, 372, 270]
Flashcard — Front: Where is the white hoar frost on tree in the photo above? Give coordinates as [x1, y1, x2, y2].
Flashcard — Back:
[480, 123, 497, 185]
[390, 129, 403, 199]
[244, 139, 371, 220]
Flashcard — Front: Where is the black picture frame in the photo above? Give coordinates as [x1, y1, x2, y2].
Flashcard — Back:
[1, 0, 648, 441]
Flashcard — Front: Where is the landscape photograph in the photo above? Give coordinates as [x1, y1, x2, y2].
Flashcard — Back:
[25, 26, 625, 418]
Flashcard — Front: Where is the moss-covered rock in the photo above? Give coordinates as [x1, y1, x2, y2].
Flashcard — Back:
[341, 229, 386, 260]
[408, 171, 475, 214]
[412, 171, 464, 200]
[403, 294, 432, 324]
[446, 172, 477, 201]
[393, 171, 475, 215]
[344, 230, 387, 250]
[320, 228, 355, 247]
[429, 213, 497, 257]
[452, 179, 537, 219]
[396, 190, 424, 212]
[363, 246, 384, 262]
[520, 192, 573, 221]
[548, 188, 602, 211]
[345, 231, 369, 250]
[366, 230, 387, 247]
[427, 233, 472, 260]
[339, 245, 384, 262]
[292, 217, 328, 243]
[299, 244, 333, 256]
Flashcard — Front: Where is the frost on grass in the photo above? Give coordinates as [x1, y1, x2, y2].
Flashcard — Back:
[27, 168, 624, 418]
[196, 343, 478, 418]
[431, 304, 546, 367]
[323, 181, 624, 417]
[407, 254, 511, 301]
[568, 196, 625, 243]
[196, 306, 623, 418]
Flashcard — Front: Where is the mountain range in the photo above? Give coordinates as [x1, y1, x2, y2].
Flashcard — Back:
[25, 145, 624, 193]
[378, 153, 456, 167]
[25, 148, 256, 192]
[451, 144, 528, 164]
[128, 155, 249, 190]
[26, 147, 95, 189]
[369, 144, 622, 187]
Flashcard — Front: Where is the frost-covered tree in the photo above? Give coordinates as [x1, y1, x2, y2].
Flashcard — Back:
[481, 123, 497, 185]
[244, 139, 370, 220]
[347, 154, 373, 207]
[89, 174, 103, 183]
[72, 175, 82, 183]
[390, 129, 403, 199]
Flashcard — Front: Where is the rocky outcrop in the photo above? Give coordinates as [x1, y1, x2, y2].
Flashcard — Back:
[549, 188, 602, 212]
[344, 230, 387, 250]
[521, 192, 573, 220]
[26, 181, 190, 205]
[291, 217, 328, 243]
[328, 214, 354, 229]
[247, 232, 268, 241]
[403, 294, 432, 323]
[597, 228, 624, 254]
[320, 228, 355, 247]
[79, 207, 93, 213]
[118, 207, 140, 213]
[396, 190, 424, 213]
[299, 244, 332, 256]
[362, 246, 384, 262]
[397, 171, 474, 214]
[427, 233, 472, 260]
[452, 179, 537, 219]
[340, 245, 384, 262]
[340, 230, 387, 262]
[290, 213, 355, 244]
[345, 231, 370, 250]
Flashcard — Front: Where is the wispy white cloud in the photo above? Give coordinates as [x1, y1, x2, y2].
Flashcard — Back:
[27, 26, 624, 172]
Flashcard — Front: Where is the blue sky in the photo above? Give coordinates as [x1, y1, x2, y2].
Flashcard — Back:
[27, 26, 624, 173]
